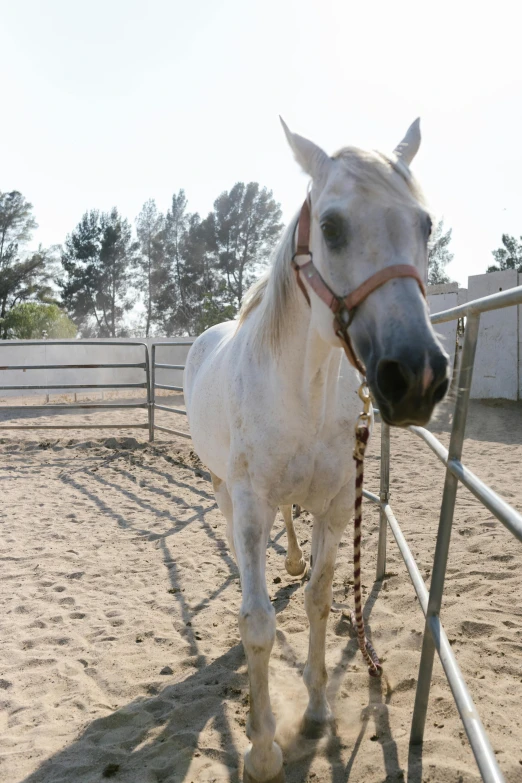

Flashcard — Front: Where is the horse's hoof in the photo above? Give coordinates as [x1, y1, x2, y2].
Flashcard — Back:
[244, 771, 285, 783]
[284, 556, 307, 578]
[300, 714, 336, 739]
[244, 743, 284, 783]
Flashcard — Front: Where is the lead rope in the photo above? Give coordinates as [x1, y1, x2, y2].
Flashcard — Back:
[350, 382, 383, 678]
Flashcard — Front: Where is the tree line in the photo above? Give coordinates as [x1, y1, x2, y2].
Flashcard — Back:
[0, 184, 283, 339]
[1, 182, 519, 340]
[428, 224, 522, 281]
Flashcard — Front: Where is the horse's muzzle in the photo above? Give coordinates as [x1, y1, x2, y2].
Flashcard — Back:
[369, 348, 449, 427]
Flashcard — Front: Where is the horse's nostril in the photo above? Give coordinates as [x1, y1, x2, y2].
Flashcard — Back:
[432, 377, 449, 404]
[376, 359, 411, 405]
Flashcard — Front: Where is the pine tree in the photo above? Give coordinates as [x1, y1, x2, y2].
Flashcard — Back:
[163, 191, 192, 332]
[487, 234, 522, 273]
[0, 191, 55, 338]
[61, 208, 137, 337]
[427, 219, 454, 285]
[135, 200, 165, 337]
[204, 182, 283, 309]
[157, 192, 217, 336]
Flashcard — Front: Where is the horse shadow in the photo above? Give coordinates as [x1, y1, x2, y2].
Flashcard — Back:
[18, 571, 415, 783]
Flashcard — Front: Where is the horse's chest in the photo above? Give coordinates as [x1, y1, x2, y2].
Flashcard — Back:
[263, 438, 355, 513]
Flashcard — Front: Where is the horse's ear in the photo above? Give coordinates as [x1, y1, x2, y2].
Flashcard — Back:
[394, 118, 421, 165]
[279, 117, 331, 180]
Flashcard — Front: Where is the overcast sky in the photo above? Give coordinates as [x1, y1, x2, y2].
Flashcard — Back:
[2, 0, 522, 287]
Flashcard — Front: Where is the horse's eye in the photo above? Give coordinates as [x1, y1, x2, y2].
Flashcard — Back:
[425, 215, 433, 240]
[320, 217, 346, 248]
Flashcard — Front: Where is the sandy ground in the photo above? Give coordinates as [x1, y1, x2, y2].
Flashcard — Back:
[0, 395, 521, 783]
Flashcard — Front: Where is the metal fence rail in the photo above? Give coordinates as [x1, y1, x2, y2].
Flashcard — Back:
[0, 340, 151, 432]
[150, 342, 193, 441]
[369, 284, 522, 783]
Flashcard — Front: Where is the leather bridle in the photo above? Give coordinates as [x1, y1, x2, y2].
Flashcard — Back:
[291, 197, 426, 375]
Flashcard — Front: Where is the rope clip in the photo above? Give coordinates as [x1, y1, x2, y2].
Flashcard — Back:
[354, 382, 372, 461]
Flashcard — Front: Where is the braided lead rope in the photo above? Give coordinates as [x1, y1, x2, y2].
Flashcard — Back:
[350, 385, 383, 678]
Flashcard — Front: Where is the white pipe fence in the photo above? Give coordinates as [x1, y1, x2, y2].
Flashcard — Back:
[0, 339, 193, 439]
[150, 341, 191, 441]
[370, 284, 522, 783]
[1, 287, 522, 782]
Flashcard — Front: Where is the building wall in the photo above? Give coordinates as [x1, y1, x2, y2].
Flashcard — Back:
[468, 270, 520, 400]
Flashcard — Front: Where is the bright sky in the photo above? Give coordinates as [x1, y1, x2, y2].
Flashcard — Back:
[2, 0, 522, 287]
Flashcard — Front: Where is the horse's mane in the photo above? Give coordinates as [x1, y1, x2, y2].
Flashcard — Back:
[238, 147, 426, 355]
[238, 215, 298, 354]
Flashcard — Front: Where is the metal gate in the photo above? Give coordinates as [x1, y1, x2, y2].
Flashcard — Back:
[0, 340, 151, 434]
[150, 341, 191, 440]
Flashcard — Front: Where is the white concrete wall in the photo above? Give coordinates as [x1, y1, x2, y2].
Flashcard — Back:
[427, 286, 461, 377]
[468, 270, 520, 400]
[0, 338, 194, 400]
[423, 275, 522, 400]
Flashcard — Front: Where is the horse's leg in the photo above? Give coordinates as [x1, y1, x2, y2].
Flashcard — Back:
[231, 483, 284, 783]
[210, 471, 237, 561]
[301, 503, 349, 738]
[281, 505, 306, 577]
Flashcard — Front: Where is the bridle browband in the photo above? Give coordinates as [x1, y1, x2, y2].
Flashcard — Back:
[291, 197, 426, 375]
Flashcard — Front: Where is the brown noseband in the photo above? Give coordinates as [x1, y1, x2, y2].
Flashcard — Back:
[291, 198, 426, 375]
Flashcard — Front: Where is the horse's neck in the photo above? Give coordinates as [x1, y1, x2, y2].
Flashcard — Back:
[273, 291, 344, 421]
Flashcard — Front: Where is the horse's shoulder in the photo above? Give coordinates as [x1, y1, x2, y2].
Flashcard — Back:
[192, 320, 237, 351]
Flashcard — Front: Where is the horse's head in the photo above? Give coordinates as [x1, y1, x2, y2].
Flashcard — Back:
[282, 118, 449, 427]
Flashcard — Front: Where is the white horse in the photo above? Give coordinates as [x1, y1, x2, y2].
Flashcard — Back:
[184, 119, 449, 783]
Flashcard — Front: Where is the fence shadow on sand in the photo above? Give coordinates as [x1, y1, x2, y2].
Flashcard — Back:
[6, 441, 409, 783]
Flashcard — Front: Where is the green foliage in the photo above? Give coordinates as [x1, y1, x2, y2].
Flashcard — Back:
[487, 234, 522, 273]
[195, 290, 237, 333]
[2, 302, 77, 339]
[427, 219, 454, 285]
[60, 208, 138, 337]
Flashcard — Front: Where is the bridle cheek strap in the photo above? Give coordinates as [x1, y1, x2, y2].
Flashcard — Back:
[292, 198, 426, 375]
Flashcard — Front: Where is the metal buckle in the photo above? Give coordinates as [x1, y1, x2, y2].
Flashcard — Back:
[354, 383, 372, 460]
[358, 382, 371, 412]
[335, 302, 354, 328]
[291, 251, 313, 264]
